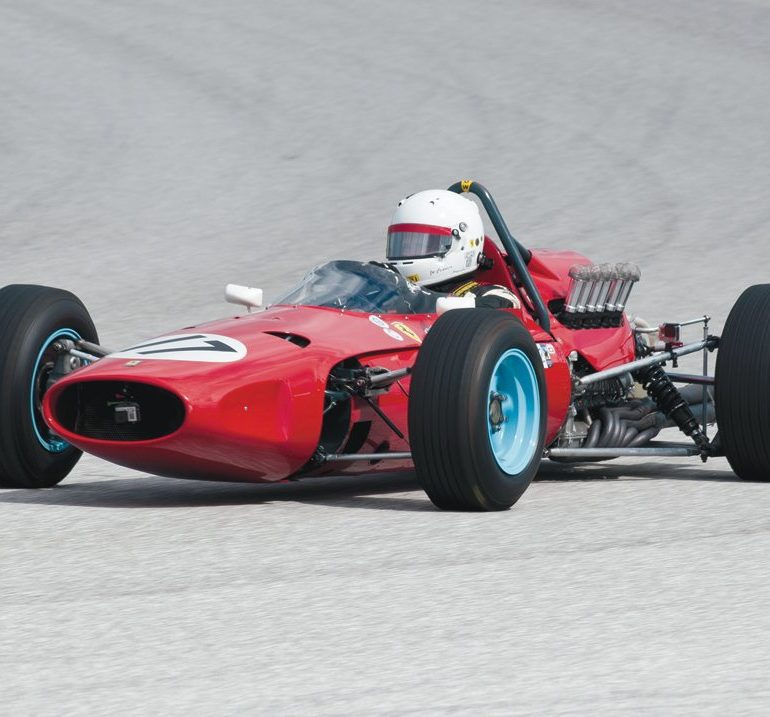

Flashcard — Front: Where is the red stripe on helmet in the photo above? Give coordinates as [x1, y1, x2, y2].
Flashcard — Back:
[387, 223, 453, 235]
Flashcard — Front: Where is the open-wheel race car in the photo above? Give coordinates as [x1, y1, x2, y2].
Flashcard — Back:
[2, 181, 769, 510]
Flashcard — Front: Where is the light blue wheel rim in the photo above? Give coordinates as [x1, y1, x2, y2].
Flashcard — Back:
[30, 328, 82, 453]
[486, 348, 540, 475]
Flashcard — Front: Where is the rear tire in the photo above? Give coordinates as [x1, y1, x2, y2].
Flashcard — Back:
[0, 285, 98, 488]
[408, 309, 546, 511]
[715, 284, 770, 480]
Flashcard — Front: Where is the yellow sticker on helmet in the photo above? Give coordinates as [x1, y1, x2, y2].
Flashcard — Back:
[460, 179, 473, 193]
[407, 274, 420, 283]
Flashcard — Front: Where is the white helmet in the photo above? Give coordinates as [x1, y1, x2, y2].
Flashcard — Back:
[386, 189, 485, 287]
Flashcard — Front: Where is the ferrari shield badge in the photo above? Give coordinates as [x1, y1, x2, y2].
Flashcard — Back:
[391, 321, 422, 343]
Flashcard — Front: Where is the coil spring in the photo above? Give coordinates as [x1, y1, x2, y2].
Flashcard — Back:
[639, 364, 709, 450]
[640, 364, 686, 415]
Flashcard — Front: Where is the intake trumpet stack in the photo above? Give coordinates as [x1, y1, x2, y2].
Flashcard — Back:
[560, 262, 641, 328]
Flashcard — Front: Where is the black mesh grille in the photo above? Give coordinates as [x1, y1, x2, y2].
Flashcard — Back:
[56, 381, 185, 441]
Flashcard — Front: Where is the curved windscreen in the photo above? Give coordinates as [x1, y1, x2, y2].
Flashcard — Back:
[273, 260, 438, 314]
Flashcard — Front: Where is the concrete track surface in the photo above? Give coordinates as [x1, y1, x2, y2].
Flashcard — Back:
[2, 1, 770, 714]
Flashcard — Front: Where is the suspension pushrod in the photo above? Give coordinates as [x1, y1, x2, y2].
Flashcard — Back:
[674, 315, 710, 327]
[69, 348, 101, 362]
[578, 339, 712, 386]
[369, 367, 410, 387]
[76, 339, 113, 357]
[324, 452, 413, 462]
[548, 446, 699, 459]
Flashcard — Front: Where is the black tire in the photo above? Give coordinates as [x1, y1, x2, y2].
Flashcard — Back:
[408, 309, 547, 511]
[0, 285, 98, 488]
[715, 284, 770, 481]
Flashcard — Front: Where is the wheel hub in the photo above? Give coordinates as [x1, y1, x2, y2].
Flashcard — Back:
[489, 391, 507, 433]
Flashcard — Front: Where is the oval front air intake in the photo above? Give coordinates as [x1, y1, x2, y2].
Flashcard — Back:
[55, 381, 185, 441]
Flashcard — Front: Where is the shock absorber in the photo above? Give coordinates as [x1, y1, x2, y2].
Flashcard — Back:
[637, 363, 710, 453]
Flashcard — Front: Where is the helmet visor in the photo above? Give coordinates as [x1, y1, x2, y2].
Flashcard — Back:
[386, 223, 453, 260]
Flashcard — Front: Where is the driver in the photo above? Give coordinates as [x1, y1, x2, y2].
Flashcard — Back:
[385, 189, 521, 309]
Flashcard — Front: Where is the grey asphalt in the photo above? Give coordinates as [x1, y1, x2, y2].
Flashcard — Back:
[2, 0, 770, 714]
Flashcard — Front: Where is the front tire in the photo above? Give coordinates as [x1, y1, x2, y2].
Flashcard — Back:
[408, 309, 546, 511]
[0, 285, 98, 488]
[715, 284, 770, 481]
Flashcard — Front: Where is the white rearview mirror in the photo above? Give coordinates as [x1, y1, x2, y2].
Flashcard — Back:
[225, 284, 263, 311]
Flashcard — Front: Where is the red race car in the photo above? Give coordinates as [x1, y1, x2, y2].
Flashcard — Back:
[1, 181, 768, 510]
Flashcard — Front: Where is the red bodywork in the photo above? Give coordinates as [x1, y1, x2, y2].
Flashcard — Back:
[43, 240, 635, 483]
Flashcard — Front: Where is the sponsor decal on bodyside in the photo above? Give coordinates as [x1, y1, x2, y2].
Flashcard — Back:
[537, 343, 556, 368]
[383, 328, 404, 342]
[368, 315, 389, 329]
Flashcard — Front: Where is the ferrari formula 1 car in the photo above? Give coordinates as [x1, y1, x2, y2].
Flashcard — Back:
[1, 181, 768, 510]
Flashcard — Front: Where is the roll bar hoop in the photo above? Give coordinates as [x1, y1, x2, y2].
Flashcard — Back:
[447, 180, 551, 333]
